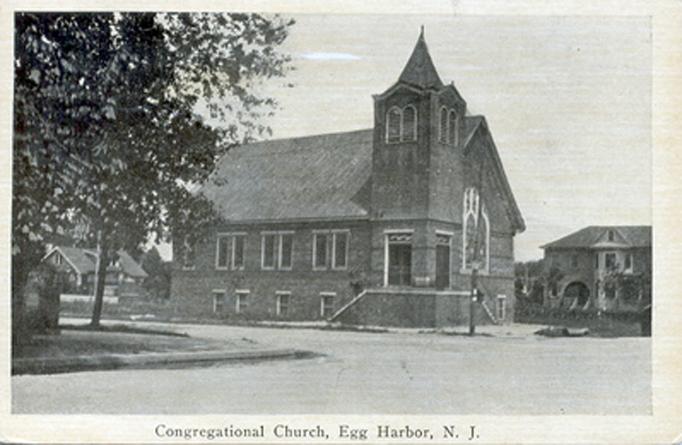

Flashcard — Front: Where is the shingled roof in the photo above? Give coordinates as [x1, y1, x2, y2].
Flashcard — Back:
[542, 226, 652, 249]
[201, 129, 374, 222]
[397, 27, 444, 90]
[201, 116, 489, 223]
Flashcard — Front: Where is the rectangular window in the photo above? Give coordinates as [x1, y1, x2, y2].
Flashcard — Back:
[595, 254, 599, 269]
[314, 230, 350, 270]
[571, 254, 578, 268]
[232, 235, 245, 270]
[213, 290, 225, 313]
[332, 231, 349, 269]
[605, 252, 617, 269]
[624, 253, 633, 271]
[55, 253, 63, 265]
[276, 292, 290, 316]
[262, 234, 276, 269]
[314, 233, 328, 269]
[279, 234, 293, 269]
[236, 291, 249, 314]
[496, 295, 507, 320]
[262, 232, 294, 270]
[320, 294, 335, 318]
[216, 236, 230, 269]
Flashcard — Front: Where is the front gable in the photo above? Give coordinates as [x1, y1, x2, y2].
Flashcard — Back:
[464, 123, 525, 234]
[43, 248, 81, 275]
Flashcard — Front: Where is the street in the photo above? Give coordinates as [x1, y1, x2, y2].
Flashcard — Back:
[12, 321, 651, 414]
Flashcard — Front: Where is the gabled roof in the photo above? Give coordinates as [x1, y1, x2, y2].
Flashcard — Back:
[116, 251, 148, 278]
[542, 226, 652, 250]
[463, 117, 526, 233]
[201, 116, 511, 225]
[55, 246, 96, 274]
[397, 28, 443, 90]
[44, 246, 148, 278]
[200, 129, 374, 222]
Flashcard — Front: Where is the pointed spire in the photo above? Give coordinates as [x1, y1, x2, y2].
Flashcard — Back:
[397, 27, 443, 89]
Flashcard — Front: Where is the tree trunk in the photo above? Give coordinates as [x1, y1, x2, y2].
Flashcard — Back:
[90, 231, 109, 327]
[11, 254, 30, 347]
[12, 241, 45, 347]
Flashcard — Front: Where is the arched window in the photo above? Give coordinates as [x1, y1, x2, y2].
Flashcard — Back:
[448, 110, 458, 145]
[402, 105, 417, 141]
[386, 107, 402, 143]
[439, 106, 448, 143]
[462, 187, 489, 272]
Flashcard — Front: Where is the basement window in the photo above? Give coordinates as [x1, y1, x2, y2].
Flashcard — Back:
[212, 290, 226, 313]
[276, 291, 290, 316]
[235, 290, 249, 314]
[320, 293, 335, 318]
[496, 295, 507, 320]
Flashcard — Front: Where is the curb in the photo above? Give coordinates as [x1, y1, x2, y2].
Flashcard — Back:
[12, 348, 313, 376]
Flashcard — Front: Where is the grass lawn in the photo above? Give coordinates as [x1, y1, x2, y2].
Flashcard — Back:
[13, 329, 259, 360]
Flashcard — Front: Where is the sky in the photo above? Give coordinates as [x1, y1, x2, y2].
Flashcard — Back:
[158, 14, 652, 262]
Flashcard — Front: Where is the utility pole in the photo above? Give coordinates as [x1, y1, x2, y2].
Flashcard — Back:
[90, 228, 104, 327]
[468, 161, 485, 336]
[469, 266, 478, 335]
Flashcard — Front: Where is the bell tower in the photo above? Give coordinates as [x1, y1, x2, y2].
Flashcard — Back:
[370, 27, 447, 220]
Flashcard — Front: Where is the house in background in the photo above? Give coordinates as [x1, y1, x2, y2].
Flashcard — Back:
[42, 246, 148, 302]
[541, 225, 652, 312]
[171, 30, 525, 327]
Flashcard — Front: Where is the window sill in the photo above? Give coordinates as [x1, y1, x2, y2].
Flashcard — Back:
[459, 268, 490, 276]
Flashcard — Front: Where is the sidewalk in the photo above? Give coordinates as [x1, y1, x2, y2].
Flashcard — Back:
[13, 347, 312, 376]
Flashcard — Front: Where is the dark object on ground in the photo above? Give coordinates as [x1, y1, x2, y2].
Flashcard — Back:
[639, 305, 651, 337]
[535, 326, 590, 337]
[516, 301, 642, 337]
[60, 323, 189, 337]
[321, 324, 389, 334]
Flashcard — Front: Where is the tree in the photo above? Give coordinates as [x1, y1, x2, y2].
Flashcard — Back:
[513, 259, 544, 302]
[140, 246, 171, 300]
[602, 260, 651, 308]
[13, 12, 294, 329]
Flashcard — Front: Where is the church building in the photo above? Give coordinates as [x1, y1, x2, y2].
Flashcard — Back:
[171, 30, 525, 327]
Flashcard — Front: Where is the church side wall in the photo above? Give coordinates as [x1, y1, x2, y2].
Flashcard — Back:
[170, 221, 372, 320]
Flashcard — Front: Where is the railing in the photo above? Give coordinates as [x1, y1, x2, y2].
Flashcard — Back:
[480, 299, 499, 325]
[329, 289, 368, 322]
[475, 280, 499, 325]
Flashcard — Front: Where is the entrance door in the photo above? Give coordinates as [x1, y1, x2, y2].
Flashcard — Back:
[435, 244, 450, 289]
[388, 243, 412, 286]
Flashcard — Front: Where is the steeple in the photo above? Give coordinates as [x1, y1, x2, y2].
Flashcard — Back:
[397, 26, 443, 90]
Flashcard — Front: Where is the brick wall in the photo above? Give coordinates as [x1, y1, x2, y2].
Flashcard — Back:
[336, 289, 499, 328]
[171, 220, 371, 320]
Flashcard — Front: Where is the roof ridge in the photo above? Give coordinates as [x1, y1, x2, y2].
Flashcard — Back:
[237, 128, 372, 147]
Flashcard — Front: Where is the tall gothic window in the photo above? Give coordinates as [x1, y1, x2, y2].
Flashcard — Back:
[439, 106, 448, 143]
[402, 105, 417, 141]
[448, 110, 458, 145]
[462, 187, 489, 272]
[386, 107, 402, 143]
